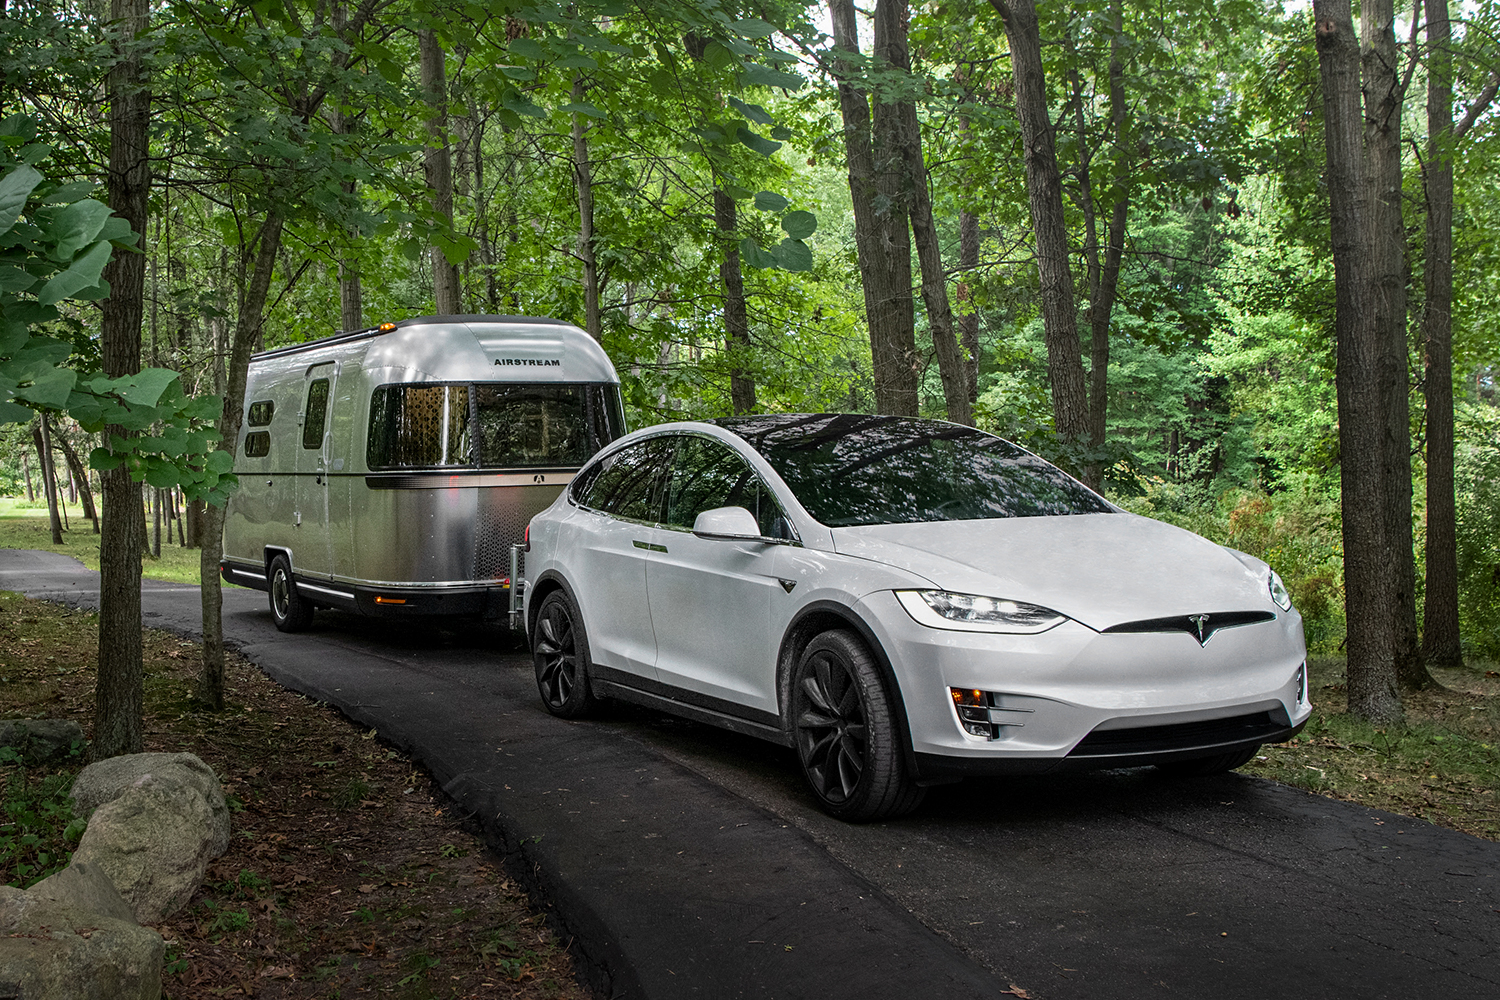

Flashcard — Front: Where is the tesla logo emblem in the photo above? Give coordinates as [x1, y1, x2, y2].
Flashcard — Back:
[1189, 614, 1211, 646]
[533, 474, 546, 483]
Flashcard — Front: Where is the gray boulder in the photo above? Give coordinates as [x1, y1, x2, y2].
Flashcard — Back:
[0, 885, 163, 1000]
[70, 753, 229, 852]
[27, 861, 135, 924]
[69, 754, 231, 924]
[0, 719, 85, 764]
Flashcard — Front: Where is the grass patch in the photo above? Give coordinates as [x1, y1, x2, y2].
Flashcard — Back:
[0, 749, 86, 887]
[1245, 656, 1500, 839]
[0, 496, 206, 584]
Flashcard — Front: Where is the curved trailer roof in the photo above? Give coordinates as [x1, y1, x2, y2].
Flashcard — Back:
[251, 315, 617, 385]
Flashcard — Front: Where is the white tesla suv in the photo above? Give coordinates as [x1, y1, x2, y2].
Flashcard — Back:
[522, 414, 1309, 821]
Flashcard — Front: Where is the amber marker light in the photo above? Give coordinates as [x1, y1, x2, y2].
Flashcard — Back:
[378, 322, 397, 332]
[950, 688, 986, 707]
[373, 595, 407, 605]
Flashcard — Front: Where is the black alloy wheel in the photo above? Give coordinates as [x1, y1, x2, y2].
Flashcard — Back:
[531, 590, 599, 718]
[268, 554, 314, 633]
[792, 630, 923, 822]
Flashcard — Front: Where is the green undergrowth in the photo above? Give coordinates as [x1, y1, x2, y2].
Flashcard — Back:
[0, 746, 86, 887]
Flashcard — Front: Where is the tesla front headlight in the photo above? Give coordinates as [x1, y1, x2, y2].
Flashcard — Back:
[1269, 569, 1293, 612]
[895, 590, 1068, 634]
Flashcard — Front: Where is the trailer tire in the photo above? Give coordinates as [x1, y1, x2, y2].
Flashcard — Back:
[268, 554, 314, 632]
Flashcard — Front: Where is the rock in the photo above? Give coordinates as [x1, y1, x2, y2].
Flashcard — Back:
[68, 754, 231, 924]
[0, 885, 163, 1000]
[0, 719, 85, 764]
[70, 754, 229, 851]
[27, 861, 135, 925]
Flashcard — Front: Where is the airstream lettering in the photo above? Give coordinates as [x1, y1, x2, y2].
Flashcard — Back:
[220, 315, 624, 632]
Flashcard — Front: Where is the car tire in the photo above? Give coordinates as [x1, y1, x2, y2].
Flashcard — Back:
[531, 590, 600, 718]
[268, 554, 314, 633]
[792, 630, 925, 822]
[1157, 744, 1260, 777]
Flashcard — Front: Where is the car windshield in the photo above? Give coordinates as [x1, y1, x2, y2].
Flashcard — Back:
[715, 414, 1112, 526]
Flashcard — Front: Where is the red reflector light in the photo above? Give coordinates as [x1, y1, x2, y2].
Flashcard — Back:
[524, 524, 531, 552]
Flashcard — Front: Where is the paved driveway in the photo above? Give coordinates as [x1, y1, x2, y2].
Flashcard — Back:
[4, 548, 1497, 999]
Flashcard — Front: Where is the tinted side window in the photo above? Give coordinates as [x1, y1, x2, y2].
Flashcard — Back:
[665, 436, 784, 536]
[247, 400, 274, 426]
[243, 431, 270, 458]
[575, 439, 670, 522]
[303, 379, 330, 450]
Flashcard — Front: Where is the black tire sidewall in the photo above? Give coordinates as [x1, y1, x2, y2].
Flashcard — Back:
[531, 590, 597, 718]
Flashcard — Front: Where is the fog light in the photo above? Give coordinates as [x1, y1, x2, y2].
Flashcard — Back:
[951, 688, 997, 740]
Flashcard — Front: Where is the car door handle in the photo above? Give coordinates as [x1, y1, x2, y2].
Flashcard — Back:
[632, 540, 668, 553]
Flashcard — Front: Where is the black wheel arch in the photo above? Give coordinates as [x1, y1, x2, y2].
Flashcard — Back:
[776, 600, 920, 782]
[524, 569, 574, 648]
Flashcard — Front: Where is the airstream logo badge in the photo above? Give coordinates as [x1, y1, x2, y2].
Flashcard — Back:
[1189, 613, 1211, 646]
[494, 357, 561, 367]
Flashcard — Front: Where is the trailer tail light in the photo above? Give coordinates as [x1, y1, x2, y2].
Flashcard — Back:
[524, 524, 530, 552]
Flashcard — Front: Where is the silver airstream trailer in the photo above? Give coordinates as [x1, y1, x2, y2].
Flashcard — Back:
[219, 315, 625, 631]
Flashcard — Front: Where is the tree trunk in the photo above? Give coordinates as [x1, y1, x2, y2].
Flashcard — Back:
[868, 0, 919, 416]
[1420, 0, 1461, 670]
[887, 0, 970, 426]
[958, 210, 980, 405]
[420, 28, 461, 314]
[990, 0, 1090, 444]
[52, 421, 99, 533]
[96, 0, 152, 759]
[32, 423, 63, 545]
[1312, 0, 1404, 723]
[713, 190, 757, 414]
[199, 209, 286, 711]
[572, 73, 601, 340]
[21, 450, 34, 502]
[830, 0, 916, 416]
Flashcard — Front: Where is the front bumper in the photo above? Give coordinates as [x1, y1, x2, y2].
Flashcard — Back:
[853, 591, 1312, 778]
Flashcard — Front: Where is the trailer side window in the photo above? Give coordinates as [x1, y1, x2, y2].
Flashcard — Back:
[366, 384, 472, 468]
[303, 379, 330, 450]
[247, 400, 274, 426]
[244, 432, 270, 457]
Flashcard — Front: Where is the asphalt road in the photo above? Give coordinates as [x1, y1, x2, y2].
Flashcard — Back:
[4, 548, 1498, 999]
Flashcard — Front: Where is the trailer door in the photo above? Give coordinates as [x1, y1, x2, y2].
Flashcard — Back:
[295, 362, 338, 579]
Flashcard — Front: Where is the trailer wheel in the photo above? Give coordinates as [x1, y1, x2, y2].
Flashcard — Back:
[268, 554, 314, 632]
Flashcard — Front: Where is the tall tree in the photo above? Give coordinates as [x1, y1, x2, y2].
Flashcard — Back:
[421, 26, 462, 314]
[989, 0, 1090, 446]
[1420, 0, 1500, 670]
[96, 0, 152, 758]
[571, 71, 601, 339]
[1311, 0, 1408, 721]
[830, 0, 918, 416]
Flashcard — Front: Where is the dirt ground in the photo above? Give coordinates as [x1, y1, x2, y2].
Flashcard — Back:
[0, 591, 591, 999]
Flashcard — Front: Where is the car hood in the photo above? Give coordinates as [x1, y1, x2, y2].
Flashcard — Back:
[831, 513, 1271, 630]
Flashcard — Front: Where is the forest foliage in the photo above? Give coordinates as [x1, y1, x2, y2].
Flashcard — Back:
[1, 0, 1498, 662]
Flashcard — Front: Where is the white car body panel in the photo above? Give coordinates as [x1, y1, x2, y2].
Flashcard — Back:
[832, 514, 1271, 627]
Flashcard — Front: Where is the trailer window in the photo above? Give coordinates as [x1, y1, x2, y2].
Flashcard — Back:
[244, 432, 270, 457]
[367, 383, 623, 470]
[302, 379, 330, 450]
[247, 400, 274, 426]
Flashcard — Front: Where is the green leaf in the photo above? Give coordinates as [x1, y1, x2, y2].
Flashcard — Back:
[37, 241, 112, 306]
[736, 127, 782, 158]
[738, 237, 775, 269]
[51, 199, 113, 260]
[507, 38, 546, 60]
[103, 367, 181, 407]
[144, 462, 181, 489]
[739, 63, 804, 91]
[754, 191, 789, 212]
[9, 366, 75, 409]
[771, 238, 813, 272]
[559, 102, 607, 120]
[781, 210, 817, 240]
[730, 18, 777, 38]
[205, 449, 235, 474]
[0, 400, 33, 424]
[38, 181, 94, 205]
[0, 163, 43, 235]
[727, 96, 774, 126]
[771, 125, 792, 141]
[0, 265, 36, 293]
[556, 53, 599, 71]
[499, 65, 535, 81]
